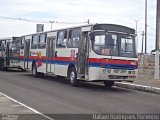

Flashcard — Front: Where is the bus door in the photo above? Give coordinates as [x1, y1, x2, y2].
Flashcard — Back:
[77, 32, 89, 77]
[6, 42, 11, 67]
[46, 34, 56, 73]
[24, 39, 30, 69]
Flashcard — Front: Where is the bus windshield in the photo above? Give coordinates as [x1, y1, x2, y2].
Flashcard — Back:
[11, 39, 21, 57]
[92, 31, 137, 58]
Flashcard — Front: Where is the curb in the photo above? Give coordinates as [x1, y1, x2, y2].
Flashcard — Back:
[115, 82, 160, 95]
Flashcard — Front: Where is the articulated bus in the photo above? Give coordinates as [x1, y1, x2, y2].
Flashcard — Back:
[18, 24, 138, 87]
[0, 37, 22, 70]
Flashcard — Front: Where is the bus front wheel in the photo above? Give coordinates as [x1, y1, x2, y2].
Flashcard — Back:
[68, 67, 79, 87]
[103, 81, 114, 87]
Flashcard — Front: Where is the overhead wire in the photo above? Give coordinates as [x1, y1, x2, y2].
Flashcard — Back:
[0, 15, 88, 24]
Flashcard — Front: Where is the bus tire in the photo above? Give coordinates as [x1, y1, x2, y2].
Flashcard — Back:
[32, 63, 39, 77]
[103, 81, 114, 87]
[0, 60, 6, 71]
[68, 67, 79, 87]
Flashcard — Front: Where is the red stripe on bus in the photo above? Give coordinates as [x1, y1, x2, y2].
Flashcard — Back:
[19, 56, 25, 59]
[53, 57, 77, 62]
[88, 58, 101, 63]
[89, 58, 138, 66]
[20, 56, 77, 62]
[19, 56, 138, 66]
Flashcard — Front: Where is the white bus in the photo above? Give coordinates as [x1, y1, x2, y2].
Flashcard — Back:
[0, 37, 22, 70]
[19, 24, 138, 87]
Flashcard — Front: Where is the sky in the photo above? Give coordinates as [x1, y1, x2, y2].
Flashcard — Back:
[0, 0, 157, 53]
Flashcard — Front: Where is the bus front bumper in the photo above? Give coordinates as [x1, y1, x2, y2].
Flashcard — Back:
[100, 68, 138, 82]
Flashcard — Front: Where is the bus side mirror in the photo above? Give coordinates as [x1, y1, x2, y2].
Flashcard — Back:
[55, 51, 57, 57]
[90, 34, 94, 41]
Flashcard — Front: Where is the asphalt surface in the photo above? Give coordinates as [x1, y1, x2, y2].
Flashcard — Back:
[0, 70, 160, 115]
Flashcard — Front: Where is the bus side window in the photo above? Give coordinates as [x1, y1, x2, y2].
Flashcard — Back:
[38, 33, 46, 49]
[31, 35, 39, 49]
[56, 30, 67, 48]
[68, 29, 80, 48]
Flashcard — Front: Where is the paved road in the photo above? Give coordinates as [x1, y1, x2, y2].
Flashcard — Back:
[0, 70, 160, 114]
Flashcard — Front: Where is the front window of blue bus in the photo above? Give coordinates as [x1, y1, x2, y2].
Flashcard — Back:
[91, 31, 137, 58]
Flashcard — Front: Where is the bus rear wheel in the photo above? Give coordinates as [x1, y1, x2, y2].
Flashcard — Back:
[103, 81, 114, 87]
[68, 67, 79, 87]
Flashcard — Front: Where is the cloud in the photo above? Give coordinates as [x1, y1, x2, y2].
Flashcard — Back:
[0, 0, 157, 52]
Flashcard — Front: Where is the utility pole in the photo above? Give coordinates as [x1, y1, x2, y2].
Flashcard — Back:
[87, 19, 90, 24]
[135, 20, 139, 37]
[145, 0, 148, 54]
[141, 31, 145, 54]
[154, 0, 160, 80]
[135, 20, 139, 48]
[49, 21, 54, 30]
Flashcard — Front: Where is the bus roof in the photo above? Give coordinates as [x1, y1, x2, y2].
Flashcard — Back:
[22, 23, 135, 37]
[22, 24, 93, 37]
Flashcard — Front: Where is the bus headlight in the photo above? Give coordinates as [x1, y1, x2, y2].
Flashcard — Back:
[132, 71, 136, 74]
[102, 69, 111, 74]
[107, 69, 111, 73]
[128, 71, 132, 74]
